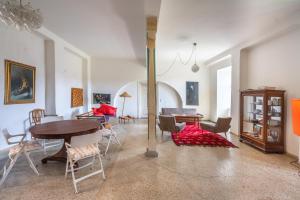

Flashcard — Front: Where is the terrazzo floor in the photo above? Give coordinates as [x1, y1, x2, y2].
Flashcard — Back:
[0, 120, 300, 200]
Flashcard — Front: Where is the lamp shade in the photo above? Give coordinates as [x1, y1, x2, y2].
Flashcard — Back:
[120, 92, 131, 98]
[291, 99, 300, 136]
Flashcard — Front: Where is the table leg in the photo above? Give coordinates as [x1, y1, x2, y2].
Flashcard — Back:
[41, 137, 70, 164]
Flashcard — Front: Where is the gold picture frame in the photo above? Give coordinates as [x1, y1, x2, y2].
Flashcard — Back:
[4, 60, 36, 104]
[71, 88, 83, 108]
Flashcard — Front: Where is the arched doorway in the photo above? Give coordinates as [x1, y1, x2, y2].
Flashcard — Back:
[114, 81, 182, 118]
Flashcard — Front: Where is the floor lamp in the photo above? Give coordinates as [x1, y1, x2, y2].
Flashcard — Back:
[120, 92, 131, 116]
[291, 99, 300, 164]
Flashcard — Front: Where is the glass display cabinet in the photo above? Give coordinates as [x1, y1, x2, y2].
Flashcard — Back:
[240, 89, 285, 153]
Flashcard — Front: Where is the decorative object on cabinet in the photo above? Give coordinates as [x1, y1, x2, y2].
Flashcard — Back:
[71, 88, 83, 108]
[4, 60, 36, 104]
[240, 89, 285, 153]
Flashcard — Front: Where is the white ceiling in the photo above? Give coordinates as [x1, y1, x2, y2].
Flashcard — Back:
[31, 0, 147, 60]
[30, 0, 300, 63]
[157, 0, 300, 63]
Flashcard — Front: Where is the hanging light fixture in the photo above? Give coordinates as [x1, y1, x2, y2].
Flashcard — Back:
[157, 42, 200, 76]
[191, 42, 200, 73]
[0, 0, 43, 31]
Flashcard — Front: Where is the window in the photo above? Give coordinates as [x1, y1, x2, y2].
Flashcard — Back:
[217, 66, 232, 118]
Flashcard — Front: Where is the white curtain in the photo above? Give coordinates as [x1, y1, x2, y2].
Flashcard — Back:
[217, 66, 232, 118]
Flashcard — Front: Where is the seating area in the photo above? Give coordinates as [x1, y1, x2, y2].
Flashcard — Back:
[1, 1, 300, 199]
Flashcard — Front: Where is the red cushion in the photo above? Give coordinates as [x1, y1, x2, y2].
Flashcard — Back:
[97, 104, 117, 116]
[92, 107, 104, 116]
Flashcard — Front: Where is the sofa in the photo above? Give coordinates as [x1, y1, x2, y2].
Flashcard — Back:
[161, 108, 197, 115]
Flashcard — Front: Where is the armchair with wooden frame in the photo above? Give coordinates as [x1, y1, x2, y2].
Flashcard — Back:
[200, 117, 232, 138]
[158, 115, 186, 135]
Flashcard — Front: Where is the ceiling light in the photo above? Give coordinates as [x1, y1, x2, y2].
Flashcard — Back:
[0, 0, 43, 31]
[191, 43, 200, 73]
[157, 42, 200, 76]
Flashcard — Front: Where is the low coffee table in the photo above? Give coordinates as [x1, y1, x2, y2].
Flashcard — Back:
[29, 120, 99, 164]
[173, 114, 204, 127]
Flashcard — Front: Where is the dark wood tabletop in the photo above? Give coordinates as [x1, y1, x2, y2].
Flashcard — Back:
[29, 119, 99, 164]
[30, 119, 99, 139]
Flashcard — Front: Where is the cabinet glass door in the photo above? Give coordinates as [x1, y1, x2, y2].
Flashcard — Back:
[267, 96, 282, 143]
[243, 95, 264, 141]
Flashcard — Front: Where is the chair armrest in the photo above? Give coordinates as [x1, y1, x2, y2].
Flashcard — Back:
[200, 122, 216, 132]
[8, 133, 26, 144]
[11, 133, 26, 137]
[65, 143, 72, 149]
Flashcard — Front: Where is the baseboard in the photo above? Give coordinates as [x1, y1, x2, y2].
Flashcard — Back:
[0, 148, 9, 160]
[229, 131, 239, 136]
[286, 152, 298, 160]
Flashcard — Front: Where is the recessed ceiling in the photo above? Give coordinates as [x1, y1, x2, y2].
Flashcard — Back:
[156, 0, 300, 64]
[31, 0, 147, 60]
[30, 0, 300, 64]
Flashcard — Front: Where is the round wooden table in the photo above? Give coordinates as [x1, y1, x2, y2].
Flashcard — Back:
[29, 120, 99, 164]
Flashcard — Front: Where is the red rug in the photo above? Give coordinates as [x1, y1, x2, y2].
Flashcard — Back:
[171, 125, 238, 148]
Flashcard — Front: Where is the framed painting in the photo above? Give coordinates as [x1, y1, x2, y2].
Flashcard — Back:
[93, 93, 111, 104]
[186, 81, 199, 106]
[71, 88, 83, 108]
[4, 60, 36, 104]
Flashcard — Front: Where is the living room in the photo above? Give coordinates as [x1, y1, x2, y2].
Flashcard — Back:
[1, 0, 300, 199]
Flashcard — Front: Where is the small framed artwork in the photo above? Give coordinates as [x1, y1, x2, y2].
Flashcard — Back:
[71, 88, 83, 107]
[93, 93, 111, 104]
[186, 81, 199, 106]
[4, 60, 36, 104]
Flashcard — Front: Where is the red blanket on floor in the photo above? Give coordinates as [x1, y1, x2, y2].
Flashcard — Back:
[171, 125, 237, 148]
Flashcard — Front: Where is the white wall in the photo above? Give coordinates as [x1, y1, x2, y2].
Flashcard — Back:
[40, 27, 91, 120]
[115, 81, 140, 117]
[91, 58, 147, 111]
[91, 57, 210, 119]
[0, 25, 45, 148]
[244, 27, 300, 155]
[157, 82, 182, 114]
[0, 25, 91, 151]
[157, 60, 210, 119]
[206, 23, 300, 156]
[55, 49, 84, 119]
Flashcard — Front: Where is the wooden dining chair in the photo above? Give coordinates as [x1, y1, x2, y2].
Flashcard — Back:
[29, 109, 45, 126]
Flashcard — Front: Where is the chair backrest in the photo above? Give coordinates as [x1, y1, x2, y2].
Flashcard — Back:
[41, 116, 64, 124]
[158, 115, 177, 132]
[2, 129, 22, 145]
[29, 109, 45, 126]
[70, 132, 101, 148]
[215, 117, 232, 133]
[2, 129, 12, 145]
[161, 108, 197, 115]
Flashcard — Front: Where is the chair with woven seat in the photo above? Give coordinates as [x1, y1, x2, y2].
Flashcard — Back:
[65, 132, 105, 193]
[158, 115, 186, 135]
[40, 116, 64, 154]
[200, 117, 232, 138]
[99, 120, 121, 156]
[0, 129, 41, 186]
